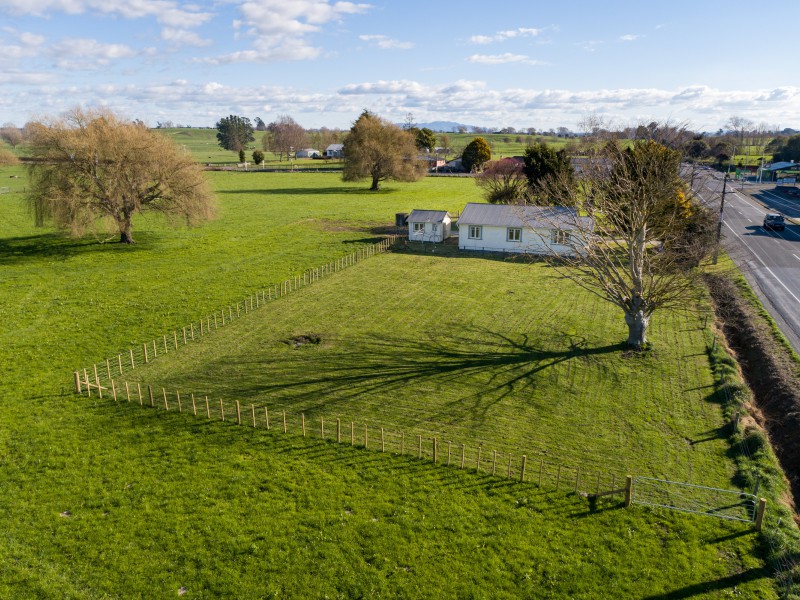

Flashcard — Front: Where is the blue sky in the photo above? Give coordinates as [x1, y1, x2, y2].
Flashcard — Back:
[1, 0, 798, 132]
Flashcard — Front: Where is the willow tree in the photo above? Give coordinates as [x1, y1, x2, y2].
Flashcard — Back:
[342, 110, 425, 191]
[26, 108, 214, 244]
[532, 139, 713, 349]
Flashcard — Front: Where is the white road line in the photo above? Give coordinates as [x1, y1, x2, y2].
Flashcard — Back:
[794, 254, 800, 262]
[724, 222, 800, 305]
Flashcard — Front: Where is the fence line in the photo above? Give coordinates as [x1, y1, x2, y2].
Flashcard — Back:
[76, 375, 637, 500]
[76, 235, 400, 387]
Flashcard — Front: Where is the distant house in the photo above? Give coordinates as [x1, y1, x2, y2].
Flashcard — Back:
[407, 209, 452, 243]
[457, 202, 592, 256]
[296, 148, 321, 158]
[419, 155, 446, 171]
[325, 144, 344, 158]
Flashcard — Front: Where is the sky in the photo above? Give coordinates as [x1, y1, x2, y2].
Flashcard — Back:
[1, 0, 798, 132]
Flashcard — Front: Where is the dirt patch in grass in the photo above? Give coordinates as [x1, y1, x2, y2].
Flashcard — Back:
[286, 334, 322, 348]
[705, 272, 800, 511]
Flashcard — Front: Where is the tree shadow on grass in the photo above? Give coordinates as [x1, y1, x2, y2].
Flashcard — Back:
[201, 327, 625, 424]
[217, 187, 395, 196]
[0, 231, 156, 264]
[639, 566, 771, 599]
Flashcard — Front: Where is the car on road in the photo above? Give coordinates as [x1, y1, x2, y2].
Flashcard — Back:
[763, 213, 786, 231]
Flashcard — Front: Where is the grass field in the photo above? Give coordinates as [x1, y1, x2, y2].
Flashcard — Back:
[0, 167, 783, 598]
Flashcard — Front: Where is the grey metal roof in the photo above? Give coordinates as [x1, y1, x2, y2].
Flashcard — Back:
[457, 203, 591, 230]
[407, 209, 450, 223]
[767, 161, 799, 171]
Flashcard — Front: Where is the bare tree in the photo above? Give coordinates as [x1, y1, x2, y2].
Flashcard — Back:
[26, 108, 214, 244]
[266, 115, 306, 161]
[530, 139, 714, 349]
[0, 123, 23, 148]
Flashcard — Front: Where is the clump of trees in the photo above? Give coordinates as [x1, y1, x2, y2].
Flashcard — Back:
[533, 139, 716, 349]
[26, 108, 215, 244]
[521, 142, 575, 205]
[771, 134, 800, 163]
[264, 115, 307, 161]
[1, 123, 23, 149]
[461, 137, 491, 172]
[342, 110, 425, 191]
[216, 115, 254, 152]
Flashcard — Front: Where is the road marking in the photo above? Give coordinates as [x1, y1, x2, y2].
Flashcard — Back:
[794, 254, 800, 262]
[725, 222, 800, 305]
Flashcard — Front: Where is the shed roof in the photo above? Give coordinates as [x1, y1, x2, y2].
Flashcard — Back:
[457, 202, 591, 230]
[326, 144, 344, 151]
[767, 161, 799, 171]
[407, 209, 450, 223]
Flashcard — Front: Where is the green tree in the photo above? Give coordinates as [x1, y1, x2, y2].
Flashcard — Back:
[216, 115, 254, 152]
[461, 137, 491, 172]
[342, 110, 425, 191]
[773, 134, 800, 162]
[522, 142, 574, 204]
[238, 149, 246, 163]
[26, 108, 215, 244]
[412, 127, 436, 152]
[252, 150, 265, 165]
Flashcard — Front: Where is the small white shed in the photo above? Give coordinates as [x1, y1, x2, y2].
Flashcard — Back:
[407, 209, 452, 243]
[457, 202, 591, 255]
[296, 148, 321, 158]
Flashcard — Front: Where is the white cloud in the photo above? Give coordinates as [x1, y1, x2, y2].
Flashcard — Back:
[339, 80, 425, 95]
[216, 0, 372, 63]
[161, 28, 211, 47]
[467, 53, 545, 66]
[470, 27, 543, 44]
[50, 38, 137, 69]
[579, 40, 604, 52]
[358, 34, 413, 50]
[619, 34, 643, 41]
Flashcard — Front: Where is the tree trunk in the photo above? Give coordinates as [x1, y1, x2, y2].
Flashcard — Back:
[624, 309, 649, 349]
[118, 215, 134, 244]
[370, 175, 380, 191]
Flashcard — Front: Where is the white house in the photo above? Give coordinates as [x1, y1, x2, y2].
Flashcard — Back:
[296, 148, 321, 158]
[325, 144, 344, 158]
[457, 202, 592, 256]
[407, 209, 452, 243]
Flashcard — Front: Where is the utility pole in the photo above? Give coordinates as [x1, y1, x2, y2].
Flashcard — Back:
[712, 174, 728, 265]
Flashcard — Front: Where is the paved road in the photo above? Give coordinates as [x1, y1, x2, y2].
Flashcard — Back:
[692, 169, 800, 353]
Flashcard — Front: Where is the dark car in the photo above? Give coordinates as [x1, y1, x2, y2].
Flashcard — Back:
[763, 213, 786, 231]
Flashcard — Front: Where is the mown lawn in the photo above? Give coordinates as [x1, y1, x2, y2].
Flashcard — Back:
[0, 168, 779, 598]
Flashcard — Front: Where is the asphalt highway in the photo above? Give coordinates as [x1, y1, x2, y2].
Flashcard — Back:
[693, 169, 800, 353]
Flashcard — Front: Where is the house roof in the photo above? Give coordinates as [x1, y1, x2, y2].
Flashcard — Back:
[457, 202, 592, 230]
[407, 209, 450, 223]
[767, 161, 798, 171]
[326, 144, 344, 151]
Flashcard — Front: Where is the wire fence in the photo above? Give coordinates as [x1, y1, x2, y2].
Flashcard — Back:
[76, 375, 633, 500]
[75, 235, 400, 388]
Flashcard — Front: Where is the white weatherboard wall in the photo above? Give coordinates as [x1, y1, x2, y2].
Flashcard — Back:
[458, 225, 572, 255]
[408, 215, 451, 243]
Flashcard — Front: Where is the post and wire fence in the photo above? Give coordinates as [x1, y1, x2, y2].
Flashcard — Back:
[75, 236, 400, 389]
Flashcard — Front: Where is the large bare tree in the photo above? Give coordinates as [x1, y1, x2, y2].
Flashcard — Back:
[531, 140, 714, 349]
[26, 108, 214, 244]
[342, 110, 425, 190]
[265, 115, 307, 161]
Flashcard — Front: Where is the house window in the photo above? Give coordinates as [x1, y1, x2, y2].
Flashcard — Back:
[432, 223, 438, 232]
[552, 230, 570, 245]
[413, 222, 425, 234]
[507, 228, 522, 242]
[468, 225, 482, 239]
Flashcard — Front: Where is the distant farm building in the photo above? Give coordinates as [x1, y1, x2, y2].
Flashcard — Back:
[457, 202, 591, 256]
[325, 144, 344, 158]
[296, 148, 321, 158]
[407, 209, 452, 243]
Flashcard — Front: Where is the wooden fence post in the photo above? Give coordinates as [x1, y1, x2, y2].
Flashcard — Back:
[174, 331, 178, 350]
[118, 354, 123, 376]
[350, 422, 354, 446]
[183, 327, 187, 345]
[252, 404, 256, 427]
[190, 323, 194, 340]
[265, 407, 270, 429]
[106, 358, 112, 380]
[148, 385, 154, 407]
[433, 438, 438, 463]
[364, 424, 368, 449]
[624, 476, 633, 507]
[94, 364, 101, 398]
[283, 411, 287, 433]
[219, 398, 225, 421]
[447, 441, 452, 466]
[418, 435, 422, 459]
[200, 320, 204, 336]
[337, 418, 341, 443]
[191, 394, 196, 416]
[143, 343, 149, 363]
[301, 413, 306, 436]
[176, 391, 182, 412]
[755, 498, 767, 532]
[381, 428, 385, 452]
[163, 335, 167, 354]
[235, 400, 241, 425]
[163, 388, 169, 411]
[130, 348, 135, 369]
[137, 383, 142, 405]
[520, 455, 527, 482]
[83, 368, 90, 397]
[320, 416, 324, 438]
[74, 371, 81, 394]
[205, 396, 210, 419]
[111, 380, 117, 401]
[125, 381, 130, 402]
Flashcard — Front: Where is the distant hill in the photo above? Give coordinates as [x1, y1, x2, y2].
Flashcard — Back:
[395, 121, 481, 132]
